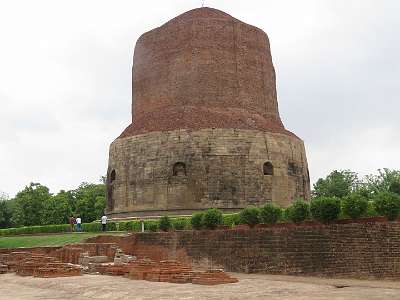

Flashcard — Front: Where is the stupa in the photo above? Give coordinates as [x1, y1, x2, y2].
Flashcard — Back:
[106, 7, 310, 217]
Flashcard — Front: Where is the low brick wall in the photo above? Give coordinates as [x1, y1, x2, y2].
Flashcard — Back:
[87, 220, 400, 279]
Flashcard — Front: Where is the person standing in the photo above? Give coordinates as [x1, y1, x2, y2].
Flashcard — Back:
[76, 216, 82, 232]
[101, 214, 107, 232]
[69, 216, 76, 232]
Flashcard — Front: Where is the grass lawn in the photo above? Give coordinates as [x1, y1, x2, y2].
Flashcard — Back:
[0, 232, 125, 249]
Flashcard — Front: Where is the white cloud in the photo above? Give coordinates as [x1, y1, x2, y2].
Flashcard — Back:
[0, 0, 399, 196]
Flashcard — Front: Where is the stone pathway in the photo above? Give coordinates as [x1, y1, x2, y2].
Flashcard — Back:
[0, 273, 399, 300]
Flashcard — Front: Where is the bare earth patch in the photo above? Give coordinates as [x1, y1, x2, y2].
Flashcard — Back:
[0, 273, 399, 300]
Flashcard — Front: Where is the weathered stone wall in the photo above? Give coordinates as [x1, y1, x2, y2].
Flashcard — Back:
[87, 220, 400, 279]
[107, 128, 310, 217]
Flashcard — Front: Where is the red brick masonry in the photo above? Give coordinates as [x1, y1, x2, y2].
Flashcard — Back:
[87, 218, 400, 280]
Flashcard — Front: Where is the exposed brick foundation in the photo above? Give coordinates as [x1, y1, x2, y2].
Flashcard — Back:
[87, 219, 400, 280]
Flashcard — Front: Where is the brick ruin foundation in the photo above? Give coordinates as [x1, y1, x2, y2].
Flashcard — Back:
[2, 218, 399, 282]
[86, 218, 400, 280]
[0, 241, 238, 285]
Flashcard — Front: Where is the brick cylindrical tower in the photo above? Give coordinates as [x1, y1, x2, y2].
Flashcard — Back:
[107, 7, 310, 217]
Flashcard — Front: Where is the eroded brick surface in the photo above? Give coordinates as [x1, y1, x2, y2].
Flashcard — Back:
[87, 220, 400, 280]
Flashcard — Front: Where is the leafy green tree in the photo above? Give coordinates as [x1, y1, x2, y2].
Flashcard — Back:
[389, 181, 400, 195]
[12, 183, 51, 226]
[0, 192, 13, 228]
[365, 169, 400, 195]
[73, 182, 106, 222]
[312, 170, 360, 198]
[41, 191, 72, 225]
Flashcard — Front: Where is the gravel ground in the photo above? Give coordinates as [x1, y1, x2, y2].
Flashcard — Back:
[0, 273, 399, 300]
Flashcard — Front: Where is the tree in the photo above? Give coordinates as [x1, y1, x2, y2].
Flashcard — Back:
[364, 169, 400, 195]
[41, 191, 72, 225]
[73, 182, 106, 222]
[12, 183, 51, 226]
[312, 170, 360, 198]
[0, 192, 13, 228]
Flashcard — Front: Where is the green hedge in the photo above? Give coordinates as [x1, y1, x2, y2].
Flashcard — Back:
[0, 224, 70, 236]
[0, 222, 119, 236]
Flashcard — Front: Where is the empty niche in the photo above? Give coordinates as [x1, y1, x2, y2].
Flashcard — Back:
[263, 162, 274, 175]
[173, 162, 186, 176]
[110, 169, 116, 183]
[288, 162, 297, 176]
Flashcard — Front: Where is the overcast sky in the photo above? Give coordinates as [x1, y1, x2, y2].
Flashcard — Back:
[0, 0, 399, 197]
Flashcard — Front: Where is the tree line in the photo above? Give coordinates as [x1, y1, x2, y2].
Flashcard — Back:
[0, 168, 399, 229]
[0, 180, 106, 228]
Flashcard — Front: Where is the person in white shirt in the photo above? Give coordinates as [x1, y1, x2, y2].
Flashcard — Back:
[101, 215, 107, 232]
[76, 217, 82, 232]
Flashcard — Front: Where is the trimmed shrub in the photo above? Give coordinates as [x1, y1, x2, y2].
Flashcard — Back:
[342, 193, 368, 219]
[223, 214, 240, 227]
[202, 208, 223, 230]
[260, 203, 282, 224]
[374, 191, 400, 221]
[287, 199, 309, 223]
[159, 215, 172, 232]
[191, 212, 204, 230]
[310, 197, 341, 223]
[173, 218, 188, 230]
[239, 206, 261, 228]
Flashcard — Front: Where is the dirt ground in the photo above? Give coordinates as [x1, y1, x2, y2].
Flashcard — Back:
[0, 273, 399, 300]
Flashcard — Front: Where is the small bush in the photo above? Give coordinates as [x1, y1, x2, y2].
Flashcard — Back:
[260, 203, 282, 224]
[287, 199, 309, 223]
[342, 193, 368, 219]
[239, 206, 261, 228]
[374, 191, 400, 221]
[117, 221, 127, 231]
[191, 212, 204, 230]
[159, 215, 172, 232]
[367, 201, 379, 217]
[81, 222, 101, 232]
[310, 197, 341, 223]
[173, 218, 188, 230]
[145, 220, 159, 232]
[107, 222, 117, 231]
[202, 208, 223, 230]
[223, 214, 240, 227]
